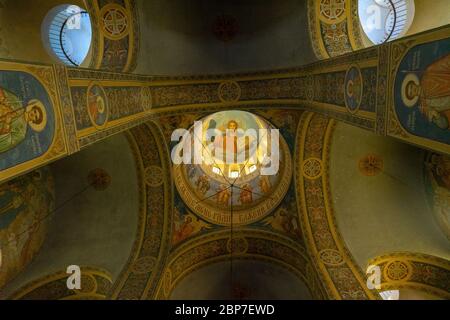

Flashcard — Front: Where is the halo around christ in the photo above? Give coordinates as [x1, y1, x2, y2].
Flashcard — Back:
[173, 111, 292, 226]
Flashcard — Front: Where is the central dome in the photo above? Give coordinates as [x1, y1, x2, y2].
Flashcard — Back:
[173, 111, 292, 226]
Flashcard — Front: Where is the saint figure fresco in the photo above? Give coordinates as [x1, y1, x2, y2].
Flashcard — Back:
[0, 88, 47, 153]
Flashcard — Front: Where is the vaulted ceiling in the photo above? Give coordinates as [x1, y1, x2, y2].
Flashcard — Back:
[0, 0, 449, 300]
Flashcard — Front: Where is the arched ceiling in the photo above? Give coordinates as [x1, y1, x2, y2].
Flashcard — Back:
[329, 122, 450, 268]
[2, 133, 140, 297]
[170, 259, 312, 300]
[0, 167, 54, 289]
[0, 0, 316, 72]
[0, 0, 449, 299]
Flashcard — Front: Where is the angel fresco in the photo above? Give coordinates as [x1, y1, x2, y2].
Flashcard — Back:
[196, 175, 210, 195]
[0, 88, 47, 153]
[239, 184, 253, 205]
[172, 210, 210, 245]
[263, 208, 302, 239]
[216, 184, 231, 206]
[0, 167, 54, 288]
[173, 215, 195, 244]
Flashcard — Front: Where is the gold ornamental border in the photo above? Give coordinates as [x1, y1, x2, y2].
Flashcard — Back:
[8, 267, 112, 300]
[295, 111, 380, 300]
[173, 136, 292, 227]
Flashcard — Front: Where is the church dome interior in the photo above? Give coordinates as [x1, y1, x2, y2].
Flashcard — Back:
[0, 0, 449, 304]
[173, 111, 292, 226]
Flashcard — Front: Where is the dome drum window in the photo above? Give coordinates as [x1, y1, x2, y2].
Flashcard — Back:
[42, 5, 93, 66]
[359, 0, 415, 44]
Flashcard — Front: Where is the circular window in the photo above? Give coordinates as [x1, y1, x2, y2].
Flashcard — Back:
[358, 0, 415, 45]
[42, 5, 92, 66]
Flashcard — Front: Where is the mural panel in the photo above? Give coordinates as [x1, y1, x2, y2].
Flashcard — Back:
[0, 167, 54, 290]
[0, 62, 67, 184]
[0, 71, 55, 170]
[388, 27, 450, 154]
[87, 83, 109, 129]
[85, 0, 140, 73]
[424, 152, 450, 241]
[394, 38, 450, 144]
[307, 0, 364, 59]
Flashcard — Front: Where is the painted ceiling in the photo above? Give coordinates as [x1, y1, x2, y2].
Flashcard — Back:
[1, 134, 139, 298]
[0, 0, 448, 300]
